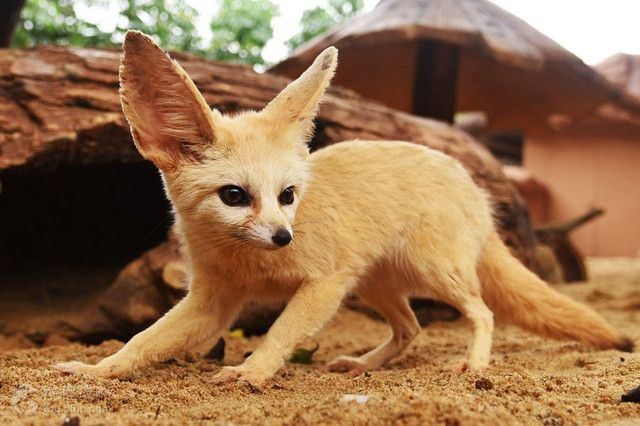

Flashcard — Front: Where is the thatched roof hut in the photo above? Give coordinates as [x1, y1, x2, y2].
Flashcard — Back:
[271, 0, 640, 133]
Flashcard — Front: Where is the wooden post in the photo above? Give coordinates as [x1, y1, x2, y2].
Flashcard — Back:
[412, 40, 460, 123]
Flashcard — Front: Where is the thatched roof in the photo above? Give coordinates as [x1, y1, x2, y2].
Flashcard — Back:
[596, 53, 640, 101]
[280, 0, 573, 70]
[271, 0, 640, 128]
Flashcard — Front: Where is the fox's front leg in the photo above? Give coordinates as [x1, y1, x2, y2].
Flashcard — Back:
[214, 273, 352, 386]
[56, 284, 242, 378]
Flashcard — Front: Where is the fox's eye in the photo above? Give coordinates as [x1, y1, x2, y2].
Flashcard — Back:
[219, 185, 249, 207]
[279, 186, 295, 205]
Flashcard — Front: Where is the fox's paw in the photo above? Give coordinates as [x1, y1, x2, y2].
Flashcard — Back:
[445, 359, 471, 374]
[212, 365, 270, 387]
[55, 361, 102, 376]
[54, 360, 131, 379]
[327, 356, 371, 377]
[444, 359, 488, 374]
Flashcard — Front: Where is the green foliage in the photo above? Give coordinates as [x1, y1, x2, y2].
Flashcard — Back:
[208, 0, 278, 66]
[286, 0, 364, 51]
[10, 0, 364, 65]
[12, 0, 112, 48]
[12, 0, 201, 51]
[288, 343, 319, 365]
[11, 0, 278, 67]
[119, 0, 201, 52]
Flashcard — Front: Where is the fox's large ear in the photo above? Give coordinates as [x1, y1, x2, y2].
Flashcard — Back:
[119, 31, 216, 170]
[263, 47, 338, 142]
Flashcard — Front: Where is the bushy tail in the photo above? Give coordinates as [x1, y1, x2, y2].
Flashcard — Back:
[478, 232, 633, 352]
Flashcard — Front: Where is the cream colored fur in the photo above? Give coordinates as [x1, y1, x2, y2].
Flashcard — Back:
[55, 31, 632, 385]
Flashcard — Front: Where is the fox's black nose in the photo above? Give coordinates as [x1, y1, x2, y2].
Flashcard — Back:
[272, 229, 292, 247]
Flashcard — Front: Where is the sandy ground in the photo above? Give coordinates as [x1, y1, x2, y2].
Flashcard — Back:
[1, 258, 640, 425]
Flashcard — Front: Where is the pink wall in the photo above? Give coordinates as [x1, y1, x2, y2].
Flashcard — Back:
[525, 129, 640, 256]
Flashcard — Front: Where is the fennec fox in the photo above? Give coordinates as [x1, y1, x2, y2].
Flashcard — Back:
[56, 31, 632, 385]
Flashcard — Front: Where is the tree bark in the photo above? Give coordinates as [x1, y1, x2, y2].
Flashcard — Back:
[0, 0, 26, 48]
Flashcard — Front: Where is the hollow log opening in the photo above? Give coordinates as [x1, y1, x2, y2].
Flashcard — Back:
[0, 162, 170, 314]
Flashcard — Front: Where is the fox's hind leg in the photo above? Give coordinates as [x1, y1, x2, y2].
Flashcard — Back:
[431, 268, 494, 372]
[448, 294, 494, 372]
[328, 286, 420, 376]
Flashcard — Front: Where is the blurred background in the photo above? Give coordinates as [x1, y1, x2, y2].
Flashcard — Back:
[5, 1, 640, 67]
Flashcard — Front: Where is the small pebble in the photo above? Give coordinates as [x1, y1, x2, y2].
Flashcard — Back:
[475, 378, 494, 390]
[62, 416, 80, 426]
[621, 384, 640, 403]
[341, 394, 369, 404]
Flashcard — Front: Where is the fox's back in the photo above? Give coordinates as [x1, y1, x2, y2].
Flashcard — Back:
[305, 140, 491, 224]
[289, 141, 493, 272]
